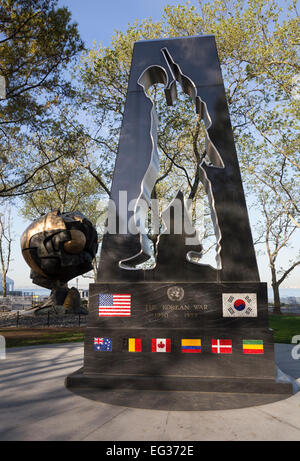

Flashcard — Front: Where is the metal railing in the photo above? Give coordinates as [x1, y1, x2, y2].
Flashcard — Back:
[0, 312, 88, 328]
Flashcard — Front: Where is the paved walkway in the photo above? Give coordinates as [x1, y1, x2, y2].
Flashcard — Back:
[0, 343, 299, 441]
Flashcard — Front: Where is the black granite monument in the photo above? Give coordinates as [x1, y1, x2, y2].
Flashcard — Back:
[66, 36, 293, 410]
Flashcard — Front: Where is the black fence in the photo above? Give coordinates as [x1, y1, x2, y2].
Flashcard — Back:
[0, 312, 88, 328]
[0, 291, 23, 297]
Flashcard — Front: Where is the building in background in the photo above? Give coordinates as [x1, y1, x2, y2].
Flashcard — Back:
[0, 276, 14, 293]
[79, 289, 89, 299]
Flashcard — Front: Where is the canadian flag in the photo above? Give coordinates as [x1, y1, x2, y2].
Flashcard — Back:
[152, 338, 171, 352]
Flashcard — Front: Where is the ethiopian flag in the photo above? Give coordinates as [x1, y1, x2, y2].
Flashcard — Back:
[181, 339, 202, 353]
[128, 338, 142, 352]
[243, 339, 264, 354]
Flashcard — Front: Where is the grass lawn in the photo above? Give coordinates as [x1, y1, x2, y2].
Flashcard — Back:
[0, 327, 85, 348]
[0, 315, 299, 347]
[269, 315, 300, 344]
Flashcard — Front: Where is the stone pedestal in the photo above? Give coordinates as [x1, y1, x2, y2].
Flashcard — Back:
[66, 282, 293, 409]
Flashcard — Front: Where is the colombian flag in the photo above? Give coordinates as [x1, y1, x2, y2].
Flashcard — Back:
[243, 339, 264, 354]
[181, 339, 202, 353]
[128, 338, 141, 352]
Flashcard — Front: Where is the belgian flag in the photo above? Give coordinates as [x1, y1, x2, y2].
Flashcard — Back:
[128, 338, 142, 352]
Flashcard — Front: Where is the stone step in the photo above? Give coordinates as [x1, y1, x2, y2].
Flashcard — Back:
[66, 367, 292, 394]
[65, 368, 293, 411]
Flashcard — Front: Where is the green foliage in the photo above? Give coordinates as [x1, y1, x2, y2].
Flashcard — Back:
[74, 0, 299, 263]
[0, 327, 84, 348]
[1, 0, 298, 284]
[269, 315, 300, 344]
[19, 156, 101, 225]
[0, 0, 84, 124]
[0, 0, 84, 197]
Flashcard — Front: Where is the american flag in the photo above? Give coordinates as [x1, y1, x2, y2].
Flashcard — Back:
[98, 294, 131, 317]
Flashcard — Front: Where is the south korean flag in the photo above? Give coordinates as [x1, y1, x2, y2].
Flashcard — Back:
[222, 293, 257, 317]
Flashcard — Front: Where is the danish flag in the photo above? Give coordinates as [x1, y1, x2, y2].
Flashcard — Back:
[212, 339, 232, 354]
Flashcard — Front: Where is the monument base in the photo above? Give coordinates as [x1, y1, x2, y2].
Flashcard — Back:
[65, 281, 293, 409]
[65, 368, 293, 411]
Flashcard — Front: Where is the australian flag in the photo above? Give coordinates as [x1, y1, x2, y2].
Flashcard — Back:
[94, 337, 112, 351]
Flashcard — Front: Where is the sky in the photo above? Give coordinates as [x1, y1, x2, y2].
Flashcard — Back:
[58, 0, 201, 48]
[5, 0, 300, 290]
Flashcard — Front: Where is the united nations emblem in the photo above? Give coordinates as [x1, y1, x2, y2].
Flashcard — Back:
[167, 286, 184, 301]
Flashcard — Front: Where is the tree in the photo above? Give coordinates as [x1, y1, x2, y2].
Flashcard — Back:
[254, 190, 299, 313]
[0, 0, 84, 197]
[20, 153, 102, 225]
[18, 119, 106, 282]
[14, 0, 298, 288]
[0, 207, 13, 297]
